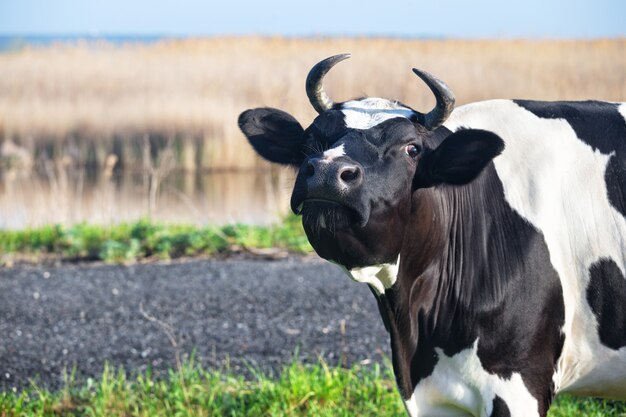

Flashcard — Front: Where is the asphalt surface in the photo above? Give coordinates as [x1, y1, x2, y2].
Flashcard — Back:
[0, 257, 390, 391]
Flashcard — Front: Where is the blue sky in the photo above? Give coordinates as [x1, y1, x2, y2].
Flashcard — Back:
[1, 0, 625, 38]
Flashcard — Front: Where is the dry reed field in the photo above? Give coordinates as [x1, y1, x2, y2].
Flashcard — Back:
[0, 37, 625, 171]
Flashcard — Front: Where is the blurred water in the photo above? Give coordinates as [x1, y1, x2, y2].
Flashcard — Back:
[0, 169, 294, 228]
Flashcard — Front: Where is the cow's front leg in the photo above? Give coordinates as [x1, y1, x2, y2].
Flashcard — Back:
[403, 394, 545, 417]
[401, 351, 550, 417]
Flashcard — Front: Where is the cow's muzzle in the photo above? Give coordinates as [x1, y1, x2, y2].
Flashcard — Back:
[291, 157, 369, 227]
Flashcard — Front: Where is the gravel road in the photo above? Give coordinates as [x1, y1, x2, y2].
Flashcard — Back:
[0, 257, 390, 391]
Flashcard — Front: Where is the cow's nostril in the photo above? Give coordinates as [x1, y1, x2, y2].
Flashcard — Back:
[339, 165, 361, 183]
[306, 160, 315, 177]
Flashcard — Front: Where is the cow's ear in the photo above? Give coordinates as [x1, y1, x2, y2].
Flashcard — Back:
[238, 107, 306, 166]
[413, 129, 505, 188]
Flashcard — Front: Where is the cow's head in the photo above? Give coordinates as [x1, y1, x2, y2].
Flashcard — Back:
[239, 54, 503, 269]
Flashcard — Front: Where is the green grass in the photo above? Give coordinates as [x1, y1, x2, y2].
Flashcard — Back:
[0, 361, 624, 417]
[550, 395, 626, 417]
[0, 215, 312, 263]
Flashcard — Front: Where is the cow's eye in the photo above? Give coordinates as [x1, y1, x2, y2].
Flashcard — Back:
[405, 144, 420, 159]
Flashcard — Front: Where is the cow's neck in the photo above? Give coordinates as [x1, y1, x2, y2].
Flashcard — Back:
[379, 165, 525, 397]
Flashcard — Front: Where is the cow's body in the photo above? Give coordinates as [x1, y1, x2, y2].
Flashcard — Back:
[347, 99, 626, 416]
[239, 55, 626, 416]
[447, 99, 626, 397]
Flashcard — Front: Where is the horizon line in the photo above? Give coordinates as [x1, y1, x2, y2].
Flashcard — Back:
[0, 33, 624, 41]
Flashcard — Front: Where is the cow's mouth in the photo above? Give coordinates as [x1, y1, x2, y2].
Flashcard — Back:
[300, 199, 365, 230]
[298, 198, 374, 268]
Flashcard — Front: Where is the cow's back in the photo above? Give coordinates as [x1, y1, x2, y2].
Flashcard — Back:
[444, 99, 626, 398]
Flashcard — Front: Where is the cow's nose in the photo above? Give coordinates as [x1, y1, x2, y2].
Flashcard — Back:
[305, 158, 363, 192]
[338, 164, 361, 186]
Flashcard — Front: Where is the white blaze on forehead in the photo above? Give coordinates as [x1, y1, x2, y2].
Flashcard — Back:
[342, 98, 415, 130]
[323, 143, 345, 160]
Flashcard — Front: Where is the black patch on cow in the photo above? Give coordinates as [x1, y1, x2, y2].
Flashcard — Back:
[605, 154, 626, 217]
[491, 396, 512, 417]
[586, 258, 626, 350]
[514, 100, 626, 217]
[381, 163, 565, 416]
[305, 109, 349, 149]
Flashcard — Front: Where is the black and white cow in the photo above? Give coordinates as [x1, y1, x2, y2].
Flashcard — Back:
[238, 54, 626, 417]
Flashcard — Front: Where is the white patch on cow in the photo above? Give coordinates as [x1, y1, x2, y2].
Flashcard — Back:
[347, 255, 400, 294]
[619, 103, 626, 124]
[445, 99, 626, 398]
[342, 98, 415, 130]
[322, 143, 345, 160]
[404, 340, 539, 417]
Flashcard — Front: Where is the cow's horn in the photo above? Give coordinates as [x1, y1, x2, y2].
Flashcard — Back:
[306, 53, 351, 114]
[412, 68, 455, 130]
